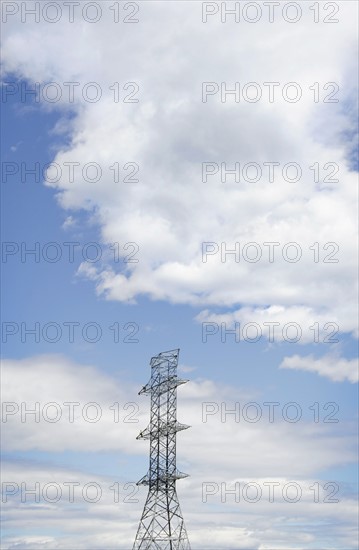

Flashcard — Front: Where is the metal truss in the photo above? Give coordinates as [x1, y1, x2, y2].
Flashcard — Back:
[133, 349, 191, 550]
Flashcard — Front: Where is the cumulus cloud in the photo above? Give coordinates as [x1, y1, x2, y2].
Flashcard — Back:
[279, 353, 359, 383]
[1, 1, 358, 335]
[1, 355, 142, 452]
[195, 304, 358, 344]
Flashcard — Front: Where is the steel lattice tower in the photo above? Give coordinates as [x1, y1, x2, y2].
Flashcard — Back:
[133, 349, 191, 550]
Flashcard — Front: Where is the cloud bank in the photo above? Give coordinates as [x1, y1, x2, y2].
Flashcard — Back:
[2, 1, 358, 338]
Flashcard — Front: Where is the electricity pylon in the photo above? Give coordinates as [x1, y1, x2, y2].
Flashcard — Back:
[133, 349, 191, 549]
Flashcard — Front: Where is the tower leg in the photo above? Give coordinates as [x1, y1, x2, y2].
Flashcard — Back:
[133, 484, 191, 550]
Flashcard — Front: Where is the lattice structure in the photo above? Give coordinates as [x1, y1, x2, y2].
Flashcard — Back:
[133, 349, 191, 550]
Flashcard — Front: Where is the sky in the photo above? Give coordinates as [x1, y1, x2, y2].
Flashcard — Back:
[1, 1, 358, 549]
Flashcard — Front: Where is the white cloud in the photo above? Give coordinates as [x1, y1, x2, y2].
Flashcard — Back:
[178, 363, 197, 373]
[2, 459, 358, 549]
[1, 1, 358, 335]
[1, 459, 137, 549]
[280, 353, 359, 383]
[61, 215, 75, 230]
[1, 355, 142, 453]
[196, 304, 358, 344]
[2, 355, 357, 473]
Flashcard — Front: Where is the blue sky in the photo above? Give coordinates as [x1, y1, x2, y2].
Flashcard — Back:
[1, 2, 358, 549]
